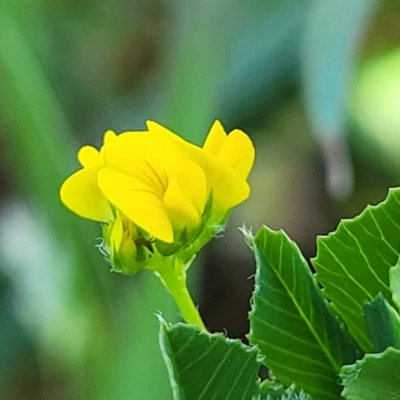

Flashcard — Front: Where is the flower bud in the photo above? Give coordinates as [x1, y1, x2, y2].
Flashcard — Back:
[100, 214, 145, 275]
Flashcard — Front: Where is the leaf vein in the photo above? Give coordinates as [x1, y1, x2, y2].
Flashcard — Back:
[318, 240, 373, 300]
[252, 315, 320, 350]
[343, 224, 390, 292]
[179, 340, 219, 374]
[256, 338, 333, 372]
[197, 345, 236, 400]
[225, 352, 254, 400]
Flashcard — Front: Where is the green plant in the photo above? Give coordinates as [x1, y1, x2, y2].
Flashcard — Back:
[59, 119, 400, 399]
[159, 188, 400, 399]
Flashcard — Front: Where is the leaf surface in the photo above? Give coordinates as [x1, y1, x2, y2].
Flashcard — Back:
[340, 347, 400, 399]
[159, 320, 260, 400]
[313, 188, 400, 351]
[364, 293, 400, 352]
[247, 226, 359, 400]
[390, 256, 400, 310]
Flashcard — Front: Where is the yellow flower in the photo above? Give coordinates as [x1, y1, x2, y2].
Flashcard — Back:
[60, 120, 254, 272]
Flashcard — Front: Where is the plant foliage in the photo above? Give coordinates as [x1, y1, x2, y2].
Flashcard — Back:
[247, 227, 358, 400]
[160, 188, 400, 399]
[340, 347, 400, 399]
[159, 319, 261, 400]
[312, 188, 400, 351]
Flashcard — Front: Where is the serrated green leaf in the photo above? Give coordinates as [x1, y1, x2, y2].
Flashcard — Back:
[258, 382, 314, 400]
[364, 293, 400, 352]
[159, 320, 261, 400]
[247, 226, 359, 400]
[259, 381, 286, 398]
[340, 347, 400, 399]
[389, 257, 400, 310]
[313, 188, 400, 351]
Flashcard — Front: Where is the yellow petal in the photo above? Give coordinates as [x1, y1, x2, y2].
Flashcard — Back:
[146, 120, 188, 145]
[163, 162, 207, 233]
[202, 153, 251, 213]
[217, 129, 255, 179]
[60, 167, 113, 221]
[103, 130, 117, 144]
[164, 180, 200, 234]
[146, 120, 215, 173]
[203, 120, 227, 156]
[77, 146, 100, 168]
[103, 131, 190, 196]
[175, 161, 208, 215]
[146, 123, 251, 212]
[97, 168, 174, 243]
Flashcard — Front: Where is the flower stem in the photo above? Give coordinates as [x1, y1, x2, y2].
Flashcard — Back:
[155, 258, 206, 331]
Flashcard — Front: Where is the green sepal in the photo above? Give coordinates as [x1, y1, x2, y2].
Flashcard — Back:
[155, 239, 184, 257]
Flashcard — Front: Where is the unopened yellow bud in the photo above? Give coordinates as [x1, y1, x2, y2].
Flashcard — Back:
[101, 214, 147, 275]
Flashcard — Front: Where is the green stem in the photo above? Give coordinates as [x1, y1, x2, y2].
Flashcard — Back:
[155, 258, 206, 331]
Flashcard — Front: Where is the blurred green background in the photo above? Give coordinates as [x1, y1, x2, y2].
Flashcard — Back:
[0, 0, 400, 398]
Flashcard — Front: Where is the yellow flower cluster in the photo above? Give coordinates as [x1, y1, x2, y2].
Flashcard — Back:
[60, 120, 254, 273]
